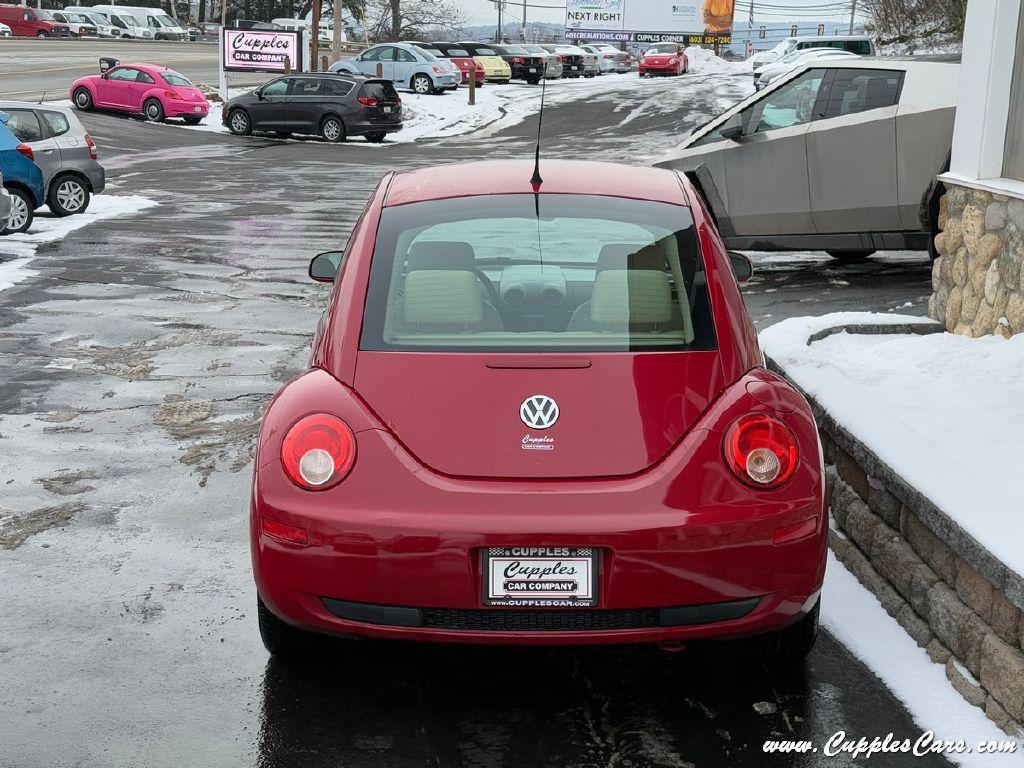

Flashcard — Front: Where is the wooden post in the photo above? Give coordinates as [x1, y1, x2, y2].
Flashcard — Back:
[376, 62, 383, 78]
[284, 55, 291, 75]
[311, 0, 321, 70]
[468, 69, 475, 105]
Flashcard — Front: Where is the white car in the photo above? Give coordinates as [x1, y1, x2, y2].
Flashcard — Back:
[755, 48, 859, 89]
[580, 43, 632, 74]
[50, 11, 97, 36]
[0, 21, 11, 36]
[82, 11, 117, 37]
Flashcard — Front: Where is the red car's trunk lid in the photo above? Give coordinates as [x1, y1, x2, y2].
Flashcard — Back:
[354, 351, 724, 479]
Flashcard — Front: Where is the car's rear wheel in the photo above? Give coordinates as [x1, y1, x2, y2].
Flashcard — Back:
[827, 250, 875, 263]
[320, 115, 345, 143]
[751, 599, 820, 665]
[36, 30, 47, 37]
[411, 73, 434, 95]
[73, 87, 93, 111]
[364, 132, 387, 143]
[2, 188, 34, 235]
[227, 108, 252, 136]
[48, 175, 90, 216]
[258, 598, 322, 659]
[143, 98, 165, 122]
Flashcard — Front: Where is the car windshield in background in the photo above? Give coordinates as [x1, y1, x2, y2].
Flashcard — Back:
[446, 48, 470, 56]
[361, 194, 716, 353]
[501, 45, 529, 54]
[474, 47, 498, 55]
[160, 71, 193, 87]
[648, 43, 678, 53]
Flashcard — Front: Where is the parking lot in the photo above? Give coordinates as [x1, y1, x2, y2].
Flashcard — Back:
[0, 56, 946, 767]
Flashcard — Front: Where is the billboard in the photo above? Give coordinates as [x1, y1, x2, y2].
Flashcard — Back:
[565, 0, 735, 45]
[222, 29, 304, 73]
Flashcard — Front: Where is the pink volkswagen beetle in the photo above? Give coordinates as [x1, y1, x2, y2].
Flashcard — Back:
[70, 62, 209, 124]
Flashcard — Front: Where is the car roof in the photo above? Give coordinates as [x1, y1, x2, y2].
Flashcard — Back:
[793, 34, 871, 41]
[384, 160, 687, 207]
[0, 100, 76, 116]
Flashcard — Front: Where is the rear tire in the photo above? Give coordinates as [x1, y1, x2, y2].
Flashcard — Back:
[47, 174, 90, 216]
[411, 73, 434, 95]
[258, 598, 321, 659]
[751, 600, 819, 665]
[143, 98, 165, 122]
[36, 30, 47, 37]
[73, 87, 93, 111]
[2, 187, 34, 235]
[827, 250, 875, 263]
[527, 77, 540, 85]
[320, 115, 345, 143]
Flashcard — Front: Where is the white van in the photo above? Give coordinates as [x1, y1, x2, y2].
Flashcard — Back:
[752, 35, 874, 73]
[90, 5, 187, 40]
[62, 6, 151, 38]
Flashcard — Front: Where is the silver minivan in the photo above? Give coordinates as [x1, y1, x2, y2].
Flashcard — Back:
[655, 59, 957, 261]
[0, 102, 105, 216]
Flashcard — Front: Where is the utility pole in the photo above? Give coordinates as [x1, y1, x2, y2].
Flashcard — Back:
[220, 0, 226, 28]
[311, 0, 321, 69]
[332, 0, 342, 63]
[522, 0, 526, 42]
[849, 0, 856, 34]
[495, 0, 502, 42]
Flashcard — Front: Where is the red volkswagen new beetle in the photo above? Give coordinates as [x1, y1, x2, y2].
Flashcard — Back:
[251, 159, 826, 660]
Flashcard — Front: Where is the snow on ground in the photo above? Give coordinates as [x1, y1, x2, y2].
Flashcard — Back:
[760, 312, 1024, 579]
[823, 552, 1020, 766]
[0, 194, 157, 294]
[169, 68, 753, 146]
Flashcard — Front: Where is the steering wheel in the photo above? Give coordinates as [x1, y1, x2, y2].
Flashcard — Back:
[474, 269, 500, 306]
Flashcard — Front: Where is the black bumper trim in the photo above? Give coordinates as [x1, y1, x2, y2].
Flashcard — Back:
[321, 595, 761, 632]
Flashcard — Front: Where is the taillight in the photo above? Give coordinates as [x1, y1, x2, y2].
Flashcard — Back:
[281, 414, 356, 490]
[604, 54, 614, 59]
[357, 96, 377, 106]
[431, 65, 442, 74]
[511, 56, 524, 64]
[85, 134, 97, 160]
[723, 414, 798, 488]
[556, 55, 565, 62]
[164, 89, 181, 100]
[16, 144, 33, 161]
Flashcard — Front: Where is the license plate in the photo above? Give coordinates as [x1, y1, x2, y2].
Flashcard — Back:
[483, 547, 598, 607]
[193, 106, 202, 113]
[528, 67, 537, 73]
[383, 106, 392, 113]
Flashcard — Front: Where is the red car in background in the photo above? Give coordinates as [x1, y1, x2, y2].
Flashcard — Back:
[0, 5, 70, 36]
[639, 42, 689, 76]
[426, 42, 486, 87]
[70, 62, 210, 124]
[251, 159, 826, 663]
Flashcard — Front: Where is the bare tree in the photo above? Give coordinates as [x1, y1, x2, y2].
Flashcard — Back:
[361, 0, 468, 41]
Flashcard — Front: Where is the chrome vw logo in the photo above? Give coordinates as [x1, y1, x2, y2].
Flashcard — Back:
[520, 395, 559, 429]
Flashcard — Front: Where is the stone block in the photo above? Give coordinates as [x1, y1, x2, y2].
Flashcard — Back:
[946, 658, 987, 709]
[927, 639, 952, 664]
[909, 561, 940, 618]
[903, 511, 956, 586]
[1007, 292, 1024, 334]
[928, 582, 987, 674]
[835, 449, 869, 501]
[990, 591, 1021, 647]
[962, 204, 986, 252]
[986, 200, 1008, 231]
[947, 186, 969, 214]
[872, 531, 918, 602]
[1008, 197, 1024, 230]
[945, 285, 963, 331]
[980, 634, 1024, 721]
[985, 696, 1023, 737]
[867, 483, 902, 529]
[897, 603, 933, 648]
[845, 501, 880, 555]
[956, 558, 995, 623]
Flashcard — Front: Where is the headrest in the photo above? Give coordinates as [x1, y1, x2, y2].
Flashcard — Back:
[403, 270, 483, 326]
[596, 242, 666, 273]
[407, 240, 476, 272]
[590, 270, 673, 326]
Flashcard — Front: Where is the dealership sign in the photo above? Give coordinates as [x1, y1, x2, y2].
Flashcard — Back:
[222, 29, 304, 73]
[565, 0, 735, 44]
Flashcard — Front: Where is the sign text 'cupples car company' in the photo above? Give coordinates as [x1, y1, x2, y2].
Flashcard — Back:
[565, 0, 735, 44]
[223, 29, 303, 72]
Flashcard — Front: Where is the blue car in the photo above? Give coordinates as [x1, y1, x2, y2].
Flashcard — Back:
[0, 110, 45, 235]
[330, 42, 462, 95]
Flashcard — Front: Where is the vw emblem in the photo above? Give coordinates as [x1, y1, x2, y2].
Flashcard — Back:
[520, 395, 559, 430]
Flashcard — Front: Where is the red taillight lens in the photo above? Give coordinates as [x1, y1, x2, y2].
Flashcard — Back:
[85, 134, 97, 160]
[261, 516, 308, 546]
[556, 55, 565, 62]
[511, 56, 524, 64]
[604, 54, 615, 59]
[281, 414, 356, 490]
[723, 414, 798, 488]
[16, 144, 33, 161]
[357, 96, 377, 106]
[164, 90, 182, 100]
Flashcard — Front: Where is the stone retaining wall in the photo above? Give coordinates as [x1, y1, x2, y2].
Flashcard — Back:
[929, 183, 1024, 337]
[768, 352, 1024, 736]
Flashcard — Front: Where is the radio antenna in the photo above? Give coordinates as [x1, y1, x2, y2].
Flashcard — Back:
[530, 77, 545, 187]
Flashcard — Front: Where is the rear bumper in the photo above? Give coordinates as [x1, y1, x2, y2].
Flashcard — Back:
[252, 422, 827, 647]
[349, 119, 403, 136]
[639, 64, 680, 75]
[164, 99, 209, 118]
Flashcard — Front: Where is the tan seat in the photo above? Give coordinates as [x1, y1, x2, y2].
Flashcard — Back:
[568, 242, 674, 332]
[589, 270, 676, 331]
[399, 240, 504, 332]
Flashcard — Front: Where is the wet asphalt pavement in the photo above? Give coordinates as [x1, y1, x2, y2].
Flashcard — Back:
[0, 74, 941, 768]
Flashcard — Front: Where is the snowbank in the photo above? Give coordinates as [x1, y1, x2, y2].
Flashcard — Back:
[169, 72, 753, 146]
[823, 551, 1020, 767]
[684, 46, 752, 74]
[760, 312, 1024, 580]
[0, 195, 157, 294]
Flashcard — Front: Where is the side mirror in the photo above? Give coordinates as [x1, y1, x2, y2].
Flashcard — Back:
[720, 114, 744, 141]
[255, 89, 265, 100]
[728, 251, 753, 282]
[309, 251, 344, 282]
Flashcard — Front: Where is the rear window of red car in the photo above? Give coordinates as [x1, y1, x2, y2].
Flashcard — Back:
[360, 194, 717, 353]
